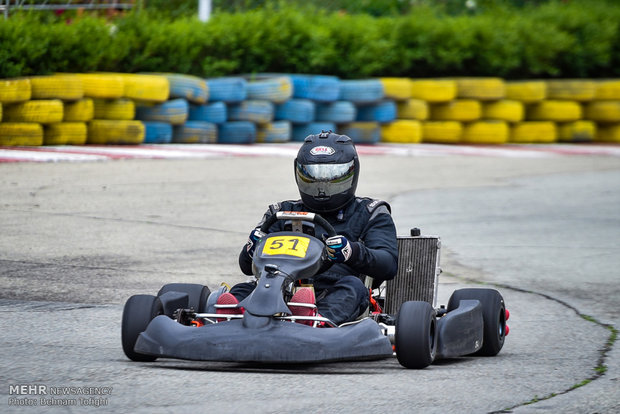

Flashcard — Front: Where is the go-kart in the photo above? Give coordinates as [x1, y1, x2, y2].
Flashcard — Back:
[122, 211, 508, 369]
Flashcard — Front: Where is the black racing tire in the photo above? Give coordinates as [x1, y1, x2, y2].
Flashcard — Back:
[395, 301, 437, 369]
[157, 283, 211, 313]
[121, 294, 163, 362]
[447, 288, 506, 356]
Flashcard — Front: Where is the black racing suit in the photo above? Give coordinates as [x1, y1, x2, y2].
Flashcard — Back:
[232, 197, 399, 324]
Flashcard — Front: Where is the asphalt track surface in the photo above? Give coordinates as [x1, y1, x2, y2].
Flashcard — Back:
[1, 143, 619, 413]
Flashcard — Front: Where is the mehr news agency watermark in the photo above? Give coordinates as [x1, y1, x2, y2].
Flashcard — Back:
[8, 383, 112, 408]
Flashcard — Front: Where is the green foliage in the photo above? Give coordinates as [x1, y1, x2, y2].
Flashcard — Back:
[1, 0, 620, 79]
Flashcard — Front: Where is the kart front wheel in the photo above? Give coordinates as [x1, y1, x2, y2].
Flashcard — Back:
[395, 301, 437, 369]
[121, 294, 163, 362]
[447, 288, 506, 356]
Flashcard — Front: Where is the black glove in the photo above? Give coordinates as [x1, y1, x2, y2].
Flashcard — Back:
[245, 228, 265, 257]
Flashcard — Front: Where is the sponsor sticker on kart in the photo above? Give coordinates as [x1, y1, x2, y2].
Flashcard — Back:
[262, 236, 310, 258]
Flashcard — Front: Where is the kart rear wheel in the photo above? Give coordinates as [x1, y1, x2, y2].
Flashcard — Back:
[447, 288, 506, 356]
[121, 294, 163, 362]
[157, 283, 211, 313]
[395, 301, 437, 369]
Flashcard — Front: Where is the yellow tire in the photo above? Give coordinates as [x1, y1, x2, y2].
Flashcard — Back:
[64, 98, 94, 122]
[0, 122, 43, 146]
[461, 121, 509, 144]
[596, 123, 620, 143]
[29, 74, 83, 101]
[0, 102, 2, 122]
[120, 74, 169, 102]
[397, 99, 429, 120]
[594, 80, 620, 100]
[526, 100, 582, 122]
[421, 121, 463, 144]
[44, 122, 88, 145]
[505, 81, 547, 103]
[381, 120, 422, 143]
[77, 73, 125, 99]
[557, 121, 596, 142]
[453, 77, 505, 101]
[545, 79, 596, 101]
[0, 78, 31, 103]
[510, 122, 557, 143]
[87, 120, 145, 145]
[3, 100, 64, 124]
[380, 78, 413, 101]
[430, 99, 481, 122]
[583, 101, 620, 122]
[410, 79, 457, 102]
[93, 98, 135, 120]
[482, 100, 524, 122]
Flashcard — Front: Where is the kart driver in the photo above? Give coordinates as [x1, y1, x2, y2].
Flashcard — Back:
[217, 131, 398, 325]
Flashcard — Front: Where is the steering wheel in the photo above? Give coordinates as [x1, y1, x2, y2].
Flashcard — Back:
[259, 211, 337, 238]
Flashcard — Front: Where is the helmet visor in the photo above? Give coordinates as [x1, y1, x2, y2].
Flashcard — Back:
[296, 160, 356, 198]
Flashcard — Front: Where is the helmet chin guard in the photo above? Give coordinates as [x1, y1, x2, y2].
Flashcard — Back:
[294, 131, 359, 213]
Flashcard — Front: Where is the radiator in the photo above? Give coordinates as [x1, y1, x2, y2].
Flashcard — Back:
[384, 234, 442, 314]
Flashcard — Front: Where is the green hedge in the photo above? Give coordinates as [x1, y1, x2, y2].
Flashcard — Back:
[1, 0, 619, 79]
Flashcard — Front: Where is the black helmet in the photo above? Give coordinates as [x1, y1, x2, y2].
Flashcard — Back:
[294, 131, 359, 213]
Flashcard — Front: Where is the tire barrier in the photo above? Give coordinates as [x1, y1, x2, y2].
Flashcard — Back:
[143, 121, 173, 144]
[217, 121, 256, 144]
[356, 101, 397, 123]
[257, 121, 292, 143]
[557, 121, 596, 142]
[43, 122, 88, 145]
[189, 101, 227, 124]
[94, 98, 135, 120]
[77, 73, 125, 99]
[380, 78, 413, 101]
[30, 75, 83, 101]
[135, 98, 189, 125]
[338, 79, 384, 104]
[461, 121, 509, 145]
[173, 121, 217, 144]
[247, 76, 293, 103]
[315, 101, 356, 123]
[397, 99, 429, 121]
[290, 75, 340, 102]
[339, 122, 381, 144]
[63, 98, 94, 122]
[0, 78, 31, 103]
[275, 99, 315, 124]
[0, 122, 43, 146]
[510, 121, 557, 144]
[291, 122, 337, 142]
[87, 120, 145, 145]
[206, 77, 247, 103]
[3, 74, 620, 147]
[228, 100, 274, 124]
[381, 120, 422, 143]
[3, 100, 64, 124]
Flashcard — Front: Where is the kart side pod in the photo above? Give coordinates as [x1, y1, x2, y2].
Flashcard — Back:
[436, 299, 484, 359]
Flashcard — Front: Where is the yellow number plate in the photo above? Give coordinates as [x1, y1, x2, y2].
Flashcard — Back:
[262, 236, 310, 258]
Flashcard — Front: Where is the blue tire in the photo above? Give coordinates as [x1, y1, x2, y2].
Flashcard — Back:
[339, 79, 384, 104]
[161, 73, 208, 104]
[291, 122, 336, 142]
[135, 98, 189, 125]
[143, 121, 173, 144]
[290, 74, 341, 102]
[339, 122, 381, 144]
[315, 101, 356, 123]
[189, 102, 227, 124]
[356, 101, 398, 123]
[218, 121, 257, 144]
[206, 77, 248, 103]
[228, 100, 274, 124]
[275, 99, 315, 124]
[247, 76, 293, 103]
[257, 121, 291, 143]
[172, 121, 217, 144]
